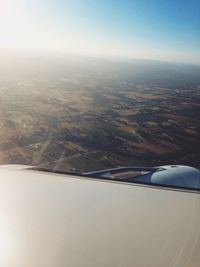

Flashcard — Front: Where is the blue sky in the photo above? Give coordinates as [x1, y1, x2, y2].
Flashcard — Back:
[1, 0, 200, 63]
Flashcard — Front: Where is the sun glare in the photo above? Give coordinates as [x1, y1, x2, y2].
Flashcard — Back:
[0, 0, 25, 48]
[0, 0, 45, 51]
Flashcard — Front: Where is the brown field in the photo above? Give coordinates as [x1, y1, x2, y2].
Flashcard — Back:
[0, 56, 200, 172]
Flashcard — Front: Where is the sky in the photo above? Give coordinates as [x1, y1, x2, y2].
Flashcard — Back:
[0, 0, 200, 64]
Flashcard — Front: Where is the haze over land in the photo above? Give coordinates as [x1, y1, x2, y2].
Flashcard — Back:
[0, 53, 200, 172]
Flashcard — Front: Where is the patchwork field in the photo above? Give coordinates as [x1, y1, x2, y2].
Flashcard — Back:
[0, 54, 200, 172]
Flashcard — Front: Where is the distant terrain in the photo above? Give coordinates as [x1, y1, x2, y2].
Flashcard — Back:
[0, 53, 200, 172]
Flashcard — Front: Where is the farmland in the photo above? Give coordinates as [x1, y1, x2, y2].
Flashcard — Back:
[0, 54, 200, 172]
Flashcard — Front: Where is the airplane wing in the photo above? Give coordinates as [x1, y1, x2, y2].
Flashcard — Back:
[0, 165, 200, 267]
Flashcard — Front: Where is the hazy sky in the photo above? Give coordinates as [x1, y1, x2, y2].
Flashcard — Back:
[0, 0, 200, 64]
